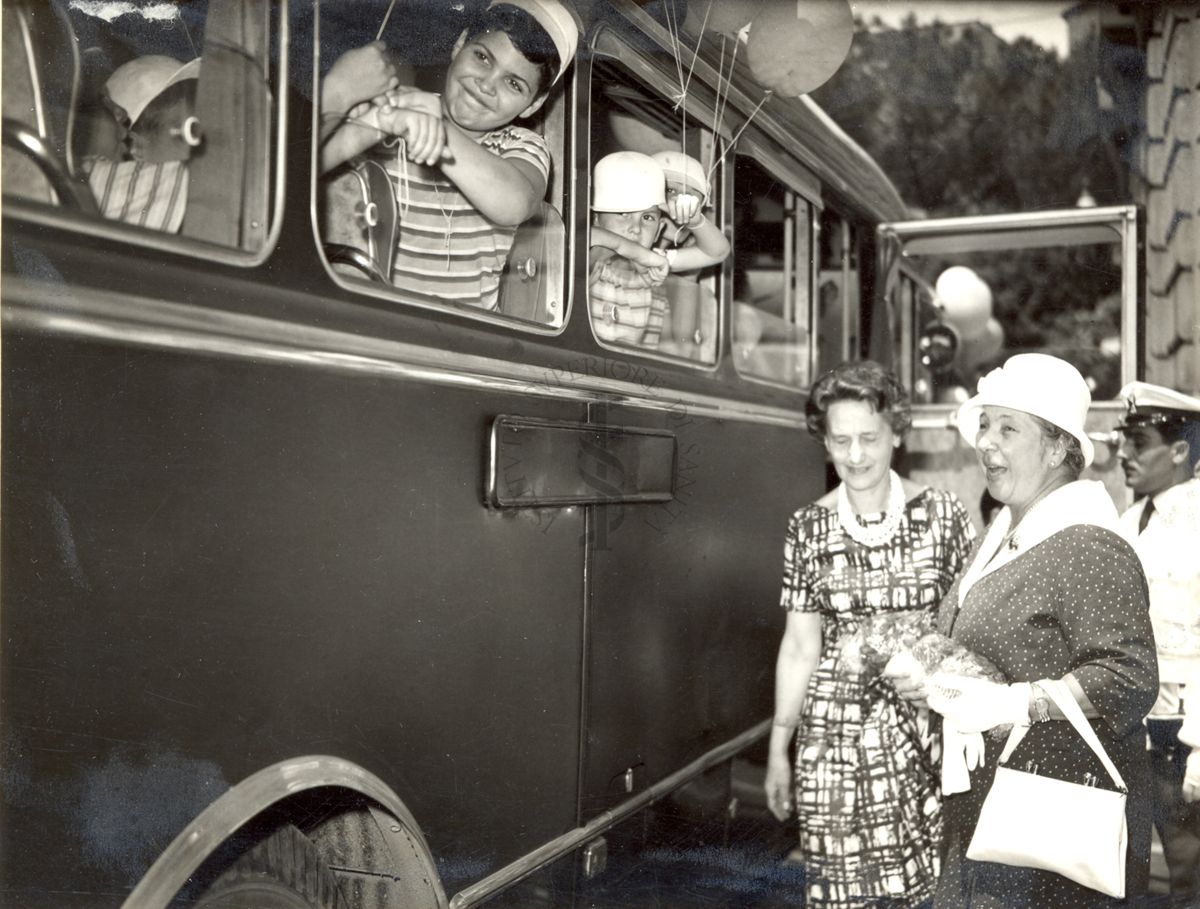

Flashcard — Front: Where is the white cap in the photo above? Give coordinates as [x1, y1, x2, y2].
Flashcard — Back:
[106, 56, 200, 126]
[651, 150, 709, 204]
[489, 0, 579, 84]
[1117, 381, 1200, 429]
[956, 353, 1095, 467]
[592, 151, 665, 212]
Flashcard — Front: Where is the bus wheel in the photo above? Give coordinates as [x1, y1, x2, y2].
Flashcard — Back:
[193, 823, 347, 909]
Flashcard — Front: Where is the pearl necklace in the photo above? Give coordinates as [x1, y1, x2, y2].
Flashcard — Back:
[837, 470, 906, 548]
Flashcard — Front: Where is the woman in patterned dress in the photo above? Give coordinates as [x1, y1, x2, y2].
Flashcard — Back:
[765, 361, 976, 908]
[890, 354, 1158, 907]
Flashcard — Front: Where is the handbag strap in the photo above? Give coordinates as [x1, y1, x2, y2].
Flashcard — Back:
[997, 678, 1127, 793]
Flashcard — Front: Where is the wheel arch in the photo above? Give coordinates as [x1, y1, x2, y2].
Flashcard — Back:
[120, 754, 447, 909]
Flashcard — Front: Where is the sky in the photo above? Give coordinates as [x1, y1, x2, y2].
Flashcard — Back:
[850, 1, 1075, 56]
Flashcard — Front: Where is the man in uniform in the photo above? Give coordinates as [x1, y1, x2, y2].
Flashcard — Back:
[1116, 381, 1200, 905]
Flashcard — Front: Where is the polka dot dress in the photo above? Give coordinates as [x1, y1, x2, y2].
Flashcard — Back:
[933, 525, 1158, 908]
[780, 488, 975, 909]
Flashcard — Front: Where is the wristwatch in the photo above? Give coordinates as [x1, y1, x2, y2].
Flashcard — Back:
[1029, 682, 1052, 724]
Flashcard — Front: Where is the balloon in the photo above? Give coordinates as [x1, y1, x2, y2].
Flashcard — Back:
[959, 317, 1005, 367]
[746, 0, 854, 97]
[683, 0, 762, 38]
[935, 266, 992, 339]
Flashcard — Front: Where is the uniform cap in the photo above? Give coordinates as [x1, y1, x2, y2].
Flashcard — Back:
[956, 353, 1095, 467]
[651, 150, 709, 204]
[1117, 381, 1200, 430]
[106, 56, 200, 126]
[592, 151, 665, 212]
[489, 0, 579, 83]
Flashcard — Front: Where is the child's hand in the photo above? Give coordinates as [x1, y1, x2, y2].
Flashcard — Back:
[664, 193, 703, 229]
[630, 247, 669, 283]
[383, 87, 443, 118]
[381, 108, 446, 166]
[324, 41, 399, 114]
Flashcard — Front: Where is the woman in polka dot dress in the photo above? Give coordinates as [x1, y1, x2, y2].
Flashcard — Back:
[892, 354, 1157, 907]
[765, 361, 976, 908]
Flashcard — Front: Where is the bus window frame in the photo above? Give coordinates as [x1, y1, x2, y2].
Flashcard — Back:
[310, 0, 575, 337]
[728, 140, 821, 393]
[881, 204, 1142, 421]
[1, 0, 288, 270]
[584, 26, 728, 373]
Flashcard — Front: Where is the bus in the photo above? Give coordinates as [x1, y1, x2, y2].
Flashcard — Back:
[0, 1, 1180, 907]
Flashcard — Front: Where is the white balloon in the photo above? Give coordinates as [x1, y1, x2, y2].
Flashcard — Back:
[959, 317, 1005, 367]
[935, 266, 992, 339]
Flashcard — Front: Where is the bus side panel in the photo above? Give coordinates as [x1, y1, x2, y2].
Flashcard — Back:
[1, 328, 586, 905]
[581, 406, 822, 815]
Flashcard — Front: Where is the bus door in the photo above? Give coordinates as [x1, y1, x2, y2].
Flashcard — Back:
[877, 205, 1143, 528]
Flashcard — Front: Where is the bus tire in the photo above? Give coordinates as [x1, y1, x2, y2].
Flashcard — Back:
[193, 823, 348, 909]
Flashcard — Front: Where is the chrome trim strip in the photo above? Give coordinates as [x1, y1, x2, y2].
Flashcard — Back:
[882, 204, 1137, 236]
[448, 719, 771, 909]
[121, 755, 447, 909]
[1119, 206, 1139, 387]
[2, 277, 806, 430]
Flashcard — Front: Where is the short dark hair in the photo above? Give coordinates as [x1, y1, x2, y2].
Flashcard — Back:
[1030, 415, 1085, 479]
[1156, 418, 1200, 469]
[805, 360, 911, 442]
[465, 4, 559, 97]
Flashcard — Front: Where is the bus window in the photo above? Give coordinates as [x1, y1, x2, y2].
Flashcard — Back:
[586, 59, 724, 364]
[316, 2, 572, 329]
[884, 207, 1136, 404]
[815, 210, 859, 376]
[1, 0, 279, 255]
[731, 154, 814, 388]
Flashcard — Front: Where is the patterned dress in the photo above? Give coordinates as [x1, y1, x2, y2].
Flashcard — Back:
[780, 487, 975, 908]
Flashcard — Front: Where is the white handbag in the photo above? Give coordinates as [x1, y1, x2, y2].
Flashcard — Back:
[965, 678, 1128, 897]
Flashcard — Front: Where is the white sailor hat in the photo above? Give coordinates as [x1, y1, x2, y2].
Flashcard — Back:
[489, 0, 579, 84]
[1117, 381, 1200, 430]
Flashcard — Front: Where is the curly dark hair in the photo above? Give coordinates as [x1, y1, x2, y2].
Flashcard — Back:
[465, 4, 560, 97]
[805, 360, 912, 442]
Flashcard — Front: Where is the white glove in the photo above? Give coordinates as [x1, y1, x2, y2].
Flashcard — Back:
[926, 673, 1031, 733]
[1184, 749, 1200, 804]
[941, 724, 985, 795]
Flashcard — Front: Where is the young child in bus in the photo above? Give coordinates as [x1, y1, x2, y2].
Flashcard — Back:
[319, 0, 578, 310]
[589, 151, 729, 348]
[84, 55, 201, 233]
[651, 150, 727, 359]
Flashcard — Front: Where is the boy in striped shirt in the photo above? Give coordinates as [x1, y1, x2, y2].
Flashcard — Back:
[321, 0, 578, 310]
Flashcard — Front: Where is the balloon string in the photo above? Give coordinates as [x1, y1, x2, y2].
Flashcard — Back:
[376, 0, 398, 41]
[660, 0, 688, 152]
[707, 90, 771, 190]
[663, 0, 686, 104]
[679, 0, 711, 106]
[710, 32, 740, 169]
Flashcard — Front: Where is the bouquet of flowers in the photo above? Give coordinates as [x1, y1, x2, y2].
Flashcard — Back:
[837, 609, 1007, 687]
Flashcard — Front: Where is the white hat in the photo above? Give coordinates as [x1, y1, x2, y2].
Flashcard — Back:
[489, 0, 579, 84]
[651, 150, 709, 204]
[956, 353, 1095, 467]
[1117, 381, 1200, 430]
[592, 151, 665, 212]
[106, 56, 200, 126]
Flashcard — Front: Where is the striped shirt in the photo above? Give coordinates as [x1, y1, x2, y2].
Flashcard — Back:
[84, 157, 189, 233]
[588, 249, 667, 348]
[384, 126, 550, 310]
